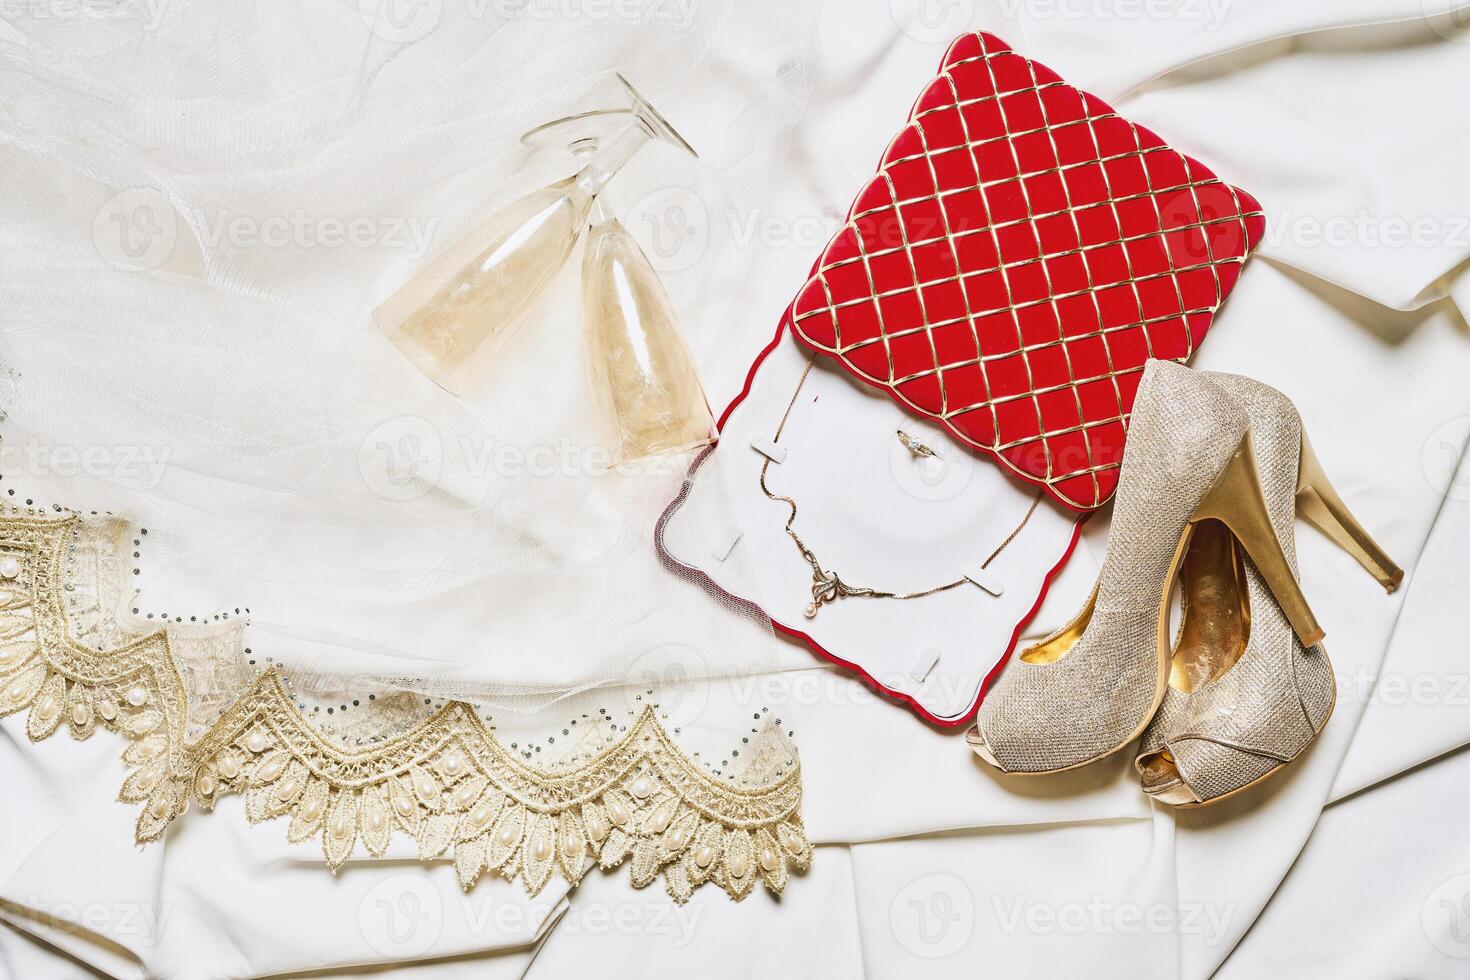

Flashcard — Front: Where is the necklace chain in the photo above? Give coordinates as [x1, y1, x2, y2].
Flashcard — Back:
[760, 359, 1042, 617]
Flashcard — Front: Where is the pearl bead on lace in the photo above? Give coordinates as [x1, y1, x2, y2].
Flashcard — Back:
[586, 812, 609, 841]
[35, 694, 57, 721]
[694, 846, 715, 869]
[0, 557, 19, 579]
[125, 687, 148, 708]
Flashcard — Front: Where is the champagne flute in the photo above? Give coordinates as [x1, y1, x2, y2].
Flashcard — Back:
[375, 74, 695, 396]
[582, 197, 714, 466]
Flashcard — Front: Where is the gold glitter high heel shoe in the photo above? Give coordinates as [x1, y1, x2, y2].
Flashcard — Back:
[967, 362, 1323, 775]
[1134, 372, 1399, 807]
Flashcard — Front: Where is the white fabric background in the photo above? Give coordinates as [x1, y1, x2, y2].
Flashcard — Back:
[3, 0, 1470, 977]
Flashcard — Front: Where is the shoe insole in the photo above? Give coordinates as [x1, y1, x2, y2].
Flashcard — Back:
[1169, 518, 1251, 694]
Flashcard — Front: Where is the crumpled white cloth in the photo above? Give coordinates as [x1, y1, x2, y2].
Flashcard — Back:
[4, 0, 1470, 978]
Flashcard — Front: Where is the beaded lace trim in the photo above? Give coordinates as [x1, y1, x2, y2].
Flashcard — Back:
[0, 513, 810, 903]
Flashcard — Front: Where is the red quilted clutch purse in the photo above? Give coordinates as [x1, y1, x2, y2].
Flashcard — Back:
[787, 32, 1265, 510]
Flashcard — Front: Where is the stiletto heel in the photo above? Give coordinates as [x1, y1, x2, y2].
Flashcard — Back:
[1295, 434, 1404, 593]
[1188, 432, 1325, 647]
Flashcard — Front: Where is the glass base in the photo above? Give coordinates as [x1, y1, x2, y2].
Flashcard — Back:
[520, 73, 697, 160]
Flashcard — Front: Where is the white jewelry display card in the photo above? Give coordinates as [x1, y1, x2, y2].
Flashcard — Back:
[659, 330, 1084, 725]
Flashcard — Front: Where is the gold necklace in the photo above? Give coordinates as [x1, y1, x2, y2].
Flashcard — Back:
[760, 360, 1041, 618]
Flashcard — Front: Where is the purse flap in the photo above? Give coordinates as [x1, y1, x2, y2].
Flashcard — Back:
[787, 32, 1265, 510]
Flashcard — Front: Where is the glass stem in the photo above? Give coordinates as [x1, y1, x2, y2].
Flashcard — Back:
[574, 122, 651, 198]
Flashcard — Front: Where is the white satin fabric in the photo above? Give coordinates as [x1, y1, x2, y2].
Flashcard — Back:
[3, 0, 1470, 977]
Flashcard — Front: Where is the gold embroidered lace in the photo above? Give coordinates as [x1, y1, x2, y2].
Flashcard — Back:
[0, 511, 810, 903]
